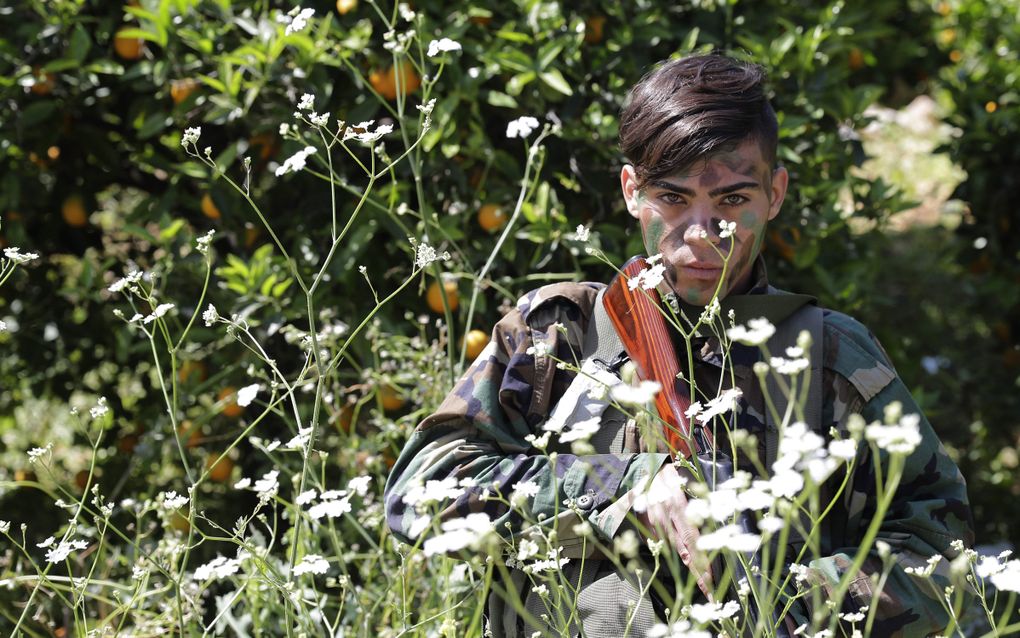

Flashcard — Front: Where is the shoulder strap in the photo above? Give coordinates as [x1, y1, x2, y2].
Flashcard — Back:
[584, 287, 626, 366]
[762, 303, 825, 469]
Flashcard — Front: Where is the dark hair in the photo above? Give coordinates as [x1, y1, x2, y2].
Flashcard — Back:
[619, 54, 778, 187]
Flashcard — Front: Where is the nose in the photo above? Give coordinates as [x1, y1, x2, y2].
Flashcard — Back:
[682, 208, 720, 246]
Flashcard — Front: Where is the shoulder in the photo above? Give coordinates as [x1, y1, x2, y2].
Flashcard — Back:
[819, 307, 898, 404]
[513, 281, 604, 328]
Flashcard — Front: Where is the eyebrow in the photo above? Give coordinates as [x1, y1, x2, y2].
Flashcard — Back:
[649, 180, 762, 197]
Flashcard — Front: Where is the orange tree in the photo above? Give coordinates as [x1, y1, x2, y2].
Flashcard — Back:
[0, 0, 1016, 630]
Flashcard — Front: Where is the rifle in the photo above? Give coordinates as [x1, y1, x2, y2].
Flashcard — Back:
[602, 255, 789, 637]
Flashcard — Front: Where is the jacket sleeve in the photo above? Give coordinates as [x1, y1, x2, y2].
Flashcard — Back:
[786, 315, 975, 635]
[382, 290, 668, 551]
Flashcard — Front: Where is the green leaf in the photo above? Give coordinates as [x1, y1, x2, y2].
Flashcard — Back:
[69, 24, 92, 62]
[537, 40, 565, 70]
[42, 59, 82, 73]
[495, 30, 533, 44]
[159, 219, 186, 241]
[539, 69, 572, 96]
[485, 91, 518, 108]
[198, 74, 227, 93]
[84, 61, 125, 75]
[506, 71, 535, 96]
[137, 111, 170, 139]
[19, 101, 57, 129]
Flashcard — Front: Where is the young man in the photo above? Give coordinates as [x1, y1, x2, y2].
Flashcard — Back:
[385, 54, 973, 636]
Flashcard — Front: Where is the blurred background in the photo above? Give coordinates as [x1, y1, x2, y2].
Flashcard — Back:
[0, 0, 1017, 580]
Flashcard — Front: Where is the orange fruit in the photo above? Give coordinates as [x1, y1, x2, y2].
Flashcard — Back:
[469, 15, 492, 26]
[178, 360, 207, 385]
[170, 78, 199, 105]
[369, 61, 420, 101]
[177, 420, 202, 448]
[336, 0, 357, 14]
[14, 469, 36, 482]
[584, 15, 606, 44]
[426, 278, 459, 313]
[248, 133, 279, 162]
[218, 387, 244, 418]
[200, 193, 221, 220]
[117, 434, 139, 454]
[949, 50, 962, 63]
[335, 403, 355, 433]
[46, 146, 60, 161]
[75, 470, 91, 491]
[244, 225, 261, 249]
[986, 101, 998, 113]
[62, 195, 88, 227]
[463, 329, 490, 359]
[848, 47, 864, 71]
[113, 29, 144, 60]
[477, 203, 507, 232]
[378, 384, 405, 411]
[205, 454, 234, 482]
[30, 68, 55, 95]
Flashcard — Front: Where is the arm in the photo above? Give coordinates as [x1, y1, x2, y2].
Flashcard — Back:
[786, 320, 974, 634]
[383, 291, 668, 552]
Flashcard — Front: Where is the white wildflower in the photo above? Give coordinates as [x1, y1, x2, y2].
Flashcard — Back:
[526, 341, 553, 358]
[275, 145, 317, 176]
[517, 539, 540, 561]
[828, 438, 858, 461]
[293, 554, 329, 576]
[282, 7, 315, 35]
[627, 263, 667, 291]
[417, 98, 437, 116]
[398, 2, 415, 20]
[575, 225, 591, 242]
[90, 396, 109, 419]
[758, 516, 785, 534]
[202, 303, 218, 327]
[696, 524, 760, 552]
[45, 538, 88, 563]
[0, 520, 9, 534]
[347, 475, 372, 496]
[193, 555, 243, 581]
[37, 536, 55, 548]
[506, 116, 540, 139]
[161, 491, 189, 510]
[768, 469, 804, 499]
[905, 554, 943, 577]
[423, 512, 494, 556]
[415, 242, 439, 269]
[695, 387, 742, 424]
[308, 496, 352, 520]
[309, 112, 329, 127]
[196, 229, 215, 255]
[0, 320, 6, 332]
[865, 413, 922, 455]
[253, 470, 279, 502]
[609, 380, 662, 406]
[990, 560, 1020, 593]
[28, 443, 52, 463]
[143, 303, 175, 324]
[770, 355, 810, 375]
[402, 477, 464, 508]
[3, 247, 40, 264]
[295, 490, 317, 506]
[297, 93, 314, 111]
[181, 126, 201, 147]
[511, 480, 540, 507]
[236, 383, 259, 407]
[688, 600, 741, 624]
[427, 38, 462, 57]
[727, 317, 776, 346]
[558, 416, 602, 443]
[233, 477, 251, 490]
[283, 426, 312, 450]
[718, 220, 737, 239]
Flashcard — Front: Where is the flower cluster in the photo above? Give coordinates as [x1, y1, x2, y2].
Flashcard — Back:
[506, 116, 540, 139]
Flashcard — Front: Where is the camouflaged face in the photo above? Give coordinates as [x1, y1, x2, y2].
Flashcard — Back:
[383, 273, 974, 638]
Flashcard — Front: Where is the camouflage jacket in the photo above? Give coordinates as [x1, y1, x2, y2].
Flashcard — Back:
[384, 269, 974, 637]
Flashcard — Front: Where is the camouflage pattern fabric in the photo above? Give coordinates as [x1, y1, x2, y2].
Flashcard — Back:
[383, 264, 974, 637]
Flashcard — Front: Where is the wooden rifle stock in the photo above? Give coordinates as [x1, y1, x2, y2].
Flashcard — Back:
[602, 256, 712, 458]
[602, 256, 789, 637]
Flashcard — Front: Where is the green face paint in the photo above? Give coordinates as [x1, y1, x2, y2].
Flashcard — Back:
[643, 216, 665, 258]
[740, 210, 757, 229]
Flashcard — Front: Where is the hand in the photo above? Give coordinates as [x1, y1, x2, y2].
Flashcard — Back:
[634, 462, 714, 594]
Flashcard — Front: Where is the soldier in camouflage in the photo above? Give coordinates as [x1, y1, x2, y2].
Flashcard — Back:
[385, 54, 973, 637]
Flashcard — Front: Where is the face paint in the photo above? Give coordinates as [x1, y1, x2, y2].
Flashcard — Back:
[643, 215, 665, 258]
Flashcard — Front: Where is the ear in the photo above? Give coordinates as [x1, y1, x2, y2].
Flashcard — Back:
[620, 165, 640, 219]
[767, 166, 789, 221]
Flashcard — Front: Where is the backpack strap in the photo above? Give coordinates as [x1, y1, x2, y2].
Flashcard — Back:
[762, 301, 825, 469]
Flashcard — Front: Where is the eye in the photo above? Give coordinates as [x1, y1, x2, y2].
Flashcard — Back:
[658, 192, 684, 205]
[721, 194, 749, 206]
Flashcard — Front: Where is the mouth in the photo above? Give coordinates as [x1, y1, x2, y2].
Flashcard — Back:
[679, 262, 723, 280]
